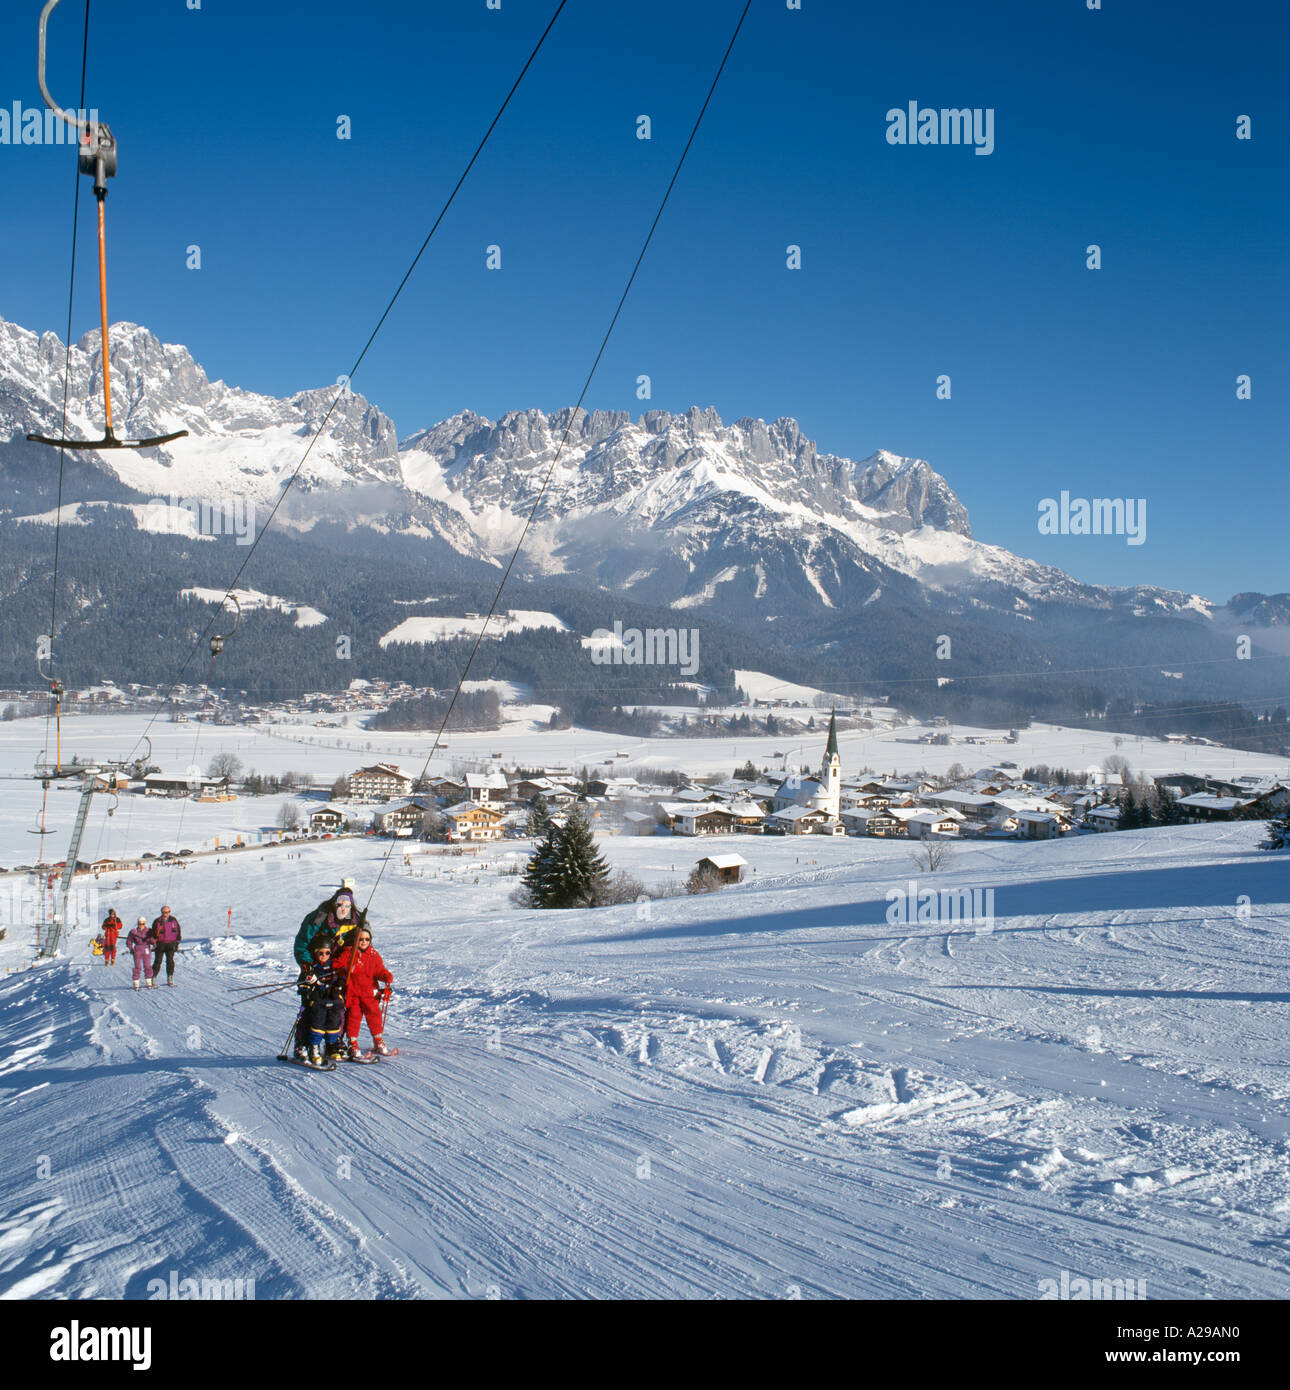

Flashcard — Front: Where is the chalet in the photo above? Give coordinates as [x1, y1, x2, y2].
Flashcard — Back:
[587, 776, 644, 798]
[464, 772, 509, 805]
[369, 799, 430, 837]
[348, 763, 414, 803]
[674, 806, 738, 837]
[1175, 793, 1257, 824]
[724, 797, 767, 831]
[675, 786, 727, 804]
[696, 852, 747, 885]
[926, 791, 997, 821]
[1085, 804, 1122, 832]
[883, 779, 935, 797]
[904, 809, 963, 839]
[442, 801, 505, 842]
[620, 810, 658, 836]
[422, 774, 467, 802]
[766, 805, 843, 836]
[841, 807, 901, 837]
[309, 805, 347, 833]
[513, 777, 556, 802]
[1014, 810, 1061, 840]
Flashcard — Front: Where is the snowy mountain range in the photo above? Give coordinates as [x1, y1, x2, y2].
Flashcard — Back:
[0, 314, 1278, 661]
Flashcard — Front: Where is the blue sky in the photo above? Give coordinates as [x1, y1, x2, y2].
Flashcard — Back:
[1, 0, 1286, 599]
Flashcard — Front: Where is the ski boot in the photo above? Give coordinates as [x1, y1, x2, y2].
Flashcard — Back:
[133, 979, 139, 991]
[146, 978, 155, 989]
[347, 1040, 363, 1062]
[307, 1047, 325, 1069]
[372, 1035, 392, 1056]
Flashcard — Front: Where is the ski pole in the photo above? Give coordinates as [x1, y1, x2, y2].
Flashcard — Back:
[233, 983, 297, 1005]
[277, 1004, 305, 1061]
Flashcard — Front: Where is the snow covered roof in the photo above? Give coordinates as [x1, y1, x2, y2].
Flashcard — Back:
[443, 803, 505, 822]
[928, 791, 996, 809]
[1014, 811, 1058, 824]
[770, 804, 826, 821]
[465, 772, 509, 790]
[1177, 794, 1256, 811]
[697, 853, 747, 870]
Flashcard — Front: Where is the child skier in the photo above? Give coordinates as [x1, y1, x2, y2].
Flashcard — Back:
[295, 934, 347, 1068]
[126, 916, 154, 990]
[332, 926, 394, 1059]
[100, 910, 121, 966]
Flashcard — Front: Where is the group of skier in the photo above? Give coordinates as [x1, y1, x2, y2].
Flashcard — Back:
[97, 879, 396, 1068]
[290, 881, 395, 1068]
[96, 905, 183, 988]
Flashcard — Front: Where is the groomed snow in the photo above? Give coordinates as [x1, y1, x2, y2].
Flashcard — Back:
[1, 816, 1287, 1299]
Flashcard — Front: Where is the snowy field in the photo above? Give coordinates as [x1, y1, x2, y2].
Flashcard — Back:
[1, 811, 1288, 1299]
[1, 709, 1285, 872]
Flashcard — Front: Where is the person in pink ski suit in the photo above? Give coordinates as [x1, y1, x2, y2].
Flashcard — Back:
[126, 917, 155, 989]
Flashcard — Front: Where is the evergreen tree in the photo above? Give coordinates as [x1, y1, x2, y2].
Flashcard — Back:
[525, 795, 552, 836]
[1260, 804, 1290, 851]
[521, 823, 562, 907]
[543, 810, 609, 908]
[1119, 788, 1139, 829]
[1154, 787, 1185, 825]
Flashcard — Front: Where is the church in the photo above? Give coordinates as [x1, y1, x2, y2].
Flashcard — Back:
[767, 711, 844, 835]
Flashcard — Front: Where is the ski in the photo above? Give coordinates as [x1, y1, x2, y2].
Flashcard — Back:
[277, 1054, 337, 1072]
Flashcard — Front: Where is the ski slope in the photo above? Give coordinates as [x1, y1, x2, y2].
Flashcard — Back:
[1, 823, 1288, 1299]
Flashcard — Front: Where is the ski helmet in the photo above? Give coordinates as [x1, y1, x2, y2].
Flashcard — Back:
[311, 929, 336, 956]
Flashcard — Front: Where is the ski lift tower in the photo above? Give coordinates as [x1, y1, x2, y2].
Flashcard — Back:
[19, 740, 154, 959]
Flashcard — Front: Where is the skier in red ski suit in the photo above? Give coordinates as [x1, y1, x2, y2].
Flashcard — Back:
[331, 926, 393, 1059]
[100, 910, 121, 966]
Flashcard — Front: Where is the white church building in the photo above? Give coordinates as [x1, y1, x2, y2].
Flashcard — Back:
[767, 712, 845, 835]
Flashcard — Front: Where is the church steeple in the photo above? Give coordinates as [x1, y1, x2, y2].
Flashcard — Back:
[818, 708, 841, 819]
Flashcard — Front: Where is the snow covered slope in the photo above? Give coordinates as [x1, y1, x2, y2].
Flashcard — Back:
[1, 314, 1218, 631]
[399, 406, 1214, 622]
[0, 316, 491, 563]
[1, 823, 1287, 1298]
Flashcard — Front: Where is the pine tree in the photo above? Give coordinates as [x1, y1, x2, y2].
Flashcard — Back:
[1119, 788, 1139, 829]
[525, 795, 552, 836]
[543, 809, 609, 908]
[521, 823, 561, 907]
[1260, 805, 1290, 851]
